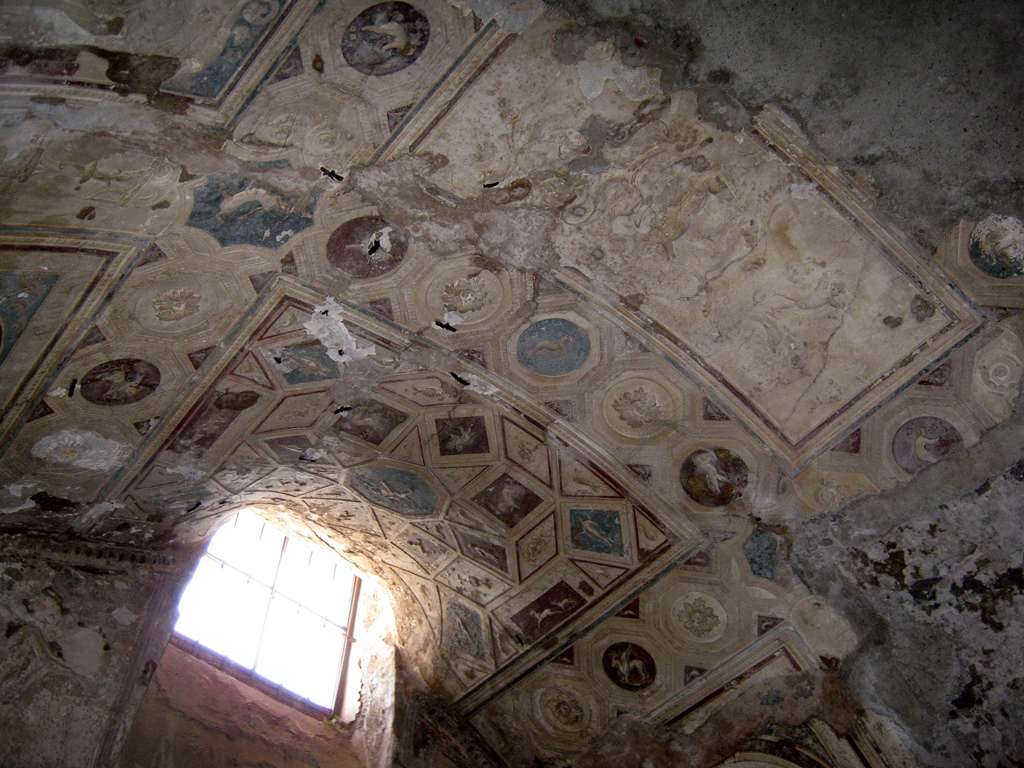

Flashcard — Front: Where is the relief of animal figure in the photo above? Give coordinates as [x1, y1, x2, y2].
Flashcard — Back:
[527, 334, 573, 360]
[493, 483, 526, 517]
[273, 347, 335, 378]
[371, 479, 413, 499]
[692, 449, 728, 494]
[578, 518, 616, 550]
[364, 20, 413, 54]
[342, 408, 389, 431]
[466, 542, 503, 567]
[528, 596, 578, 628]
[216, 184, 295, 221]
[444, 424, 477, 453]
[609, 645, 650, 685]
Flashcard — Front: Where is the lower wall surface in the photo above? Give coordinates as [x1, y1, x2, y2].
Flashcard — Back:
[0, 549, 179, 768]
[115, 643, 363, 768]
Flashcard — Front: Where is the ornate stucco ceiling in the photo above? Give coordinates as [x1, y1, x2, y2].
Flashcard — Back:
[1, 1, 1023, 766]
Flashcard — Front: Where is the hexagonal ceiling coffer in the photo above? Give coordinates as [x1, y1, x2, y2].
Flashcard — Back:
[346, 461, 443, 517]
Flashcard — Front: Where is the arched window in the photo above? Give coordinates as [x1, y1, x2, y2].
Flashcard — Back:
[173, 509, 361, 718]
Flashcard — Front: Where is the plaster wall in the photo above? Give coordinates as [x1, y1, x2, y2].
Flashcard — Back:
[116, 643, 364, 768]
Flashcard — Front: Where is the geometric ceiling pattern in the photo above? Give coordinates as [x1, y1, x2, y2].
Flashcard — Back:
[1, 1, 1023, 766]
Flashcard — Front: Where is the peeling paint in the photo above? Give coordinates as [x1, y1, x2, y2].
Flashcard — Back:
[789, 182, 816, 199]
[462, 373, 500, 396]
[305, 298, 377, 364]
[30, 429, 128, 471]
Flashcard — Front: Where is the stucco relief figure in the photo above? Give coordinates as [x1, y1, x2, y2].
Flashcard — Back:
[341, 2, 430, 76]
[969, 214, 1024, 278]
[80, 358, 161, 406]
[891, 417, 963, 475]
[474, 473, 543, 528]
[602, 641, 656, 690]
[510, 580, 586, 643]
[327, 215, 409, 279]
[436, 415, 490, 456]
[679, 447, 748, 507]
[516, 319, 591, 376]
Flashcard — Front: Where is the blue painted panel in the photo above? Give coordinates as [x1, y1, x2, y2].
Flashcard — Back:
[277, 341, 339, 385]
[187, 173, 318, 248]
[163, 0, 290, 100]
[516, 318, 590, 376]
[569, 508, 623, 556]
[350, 465, 438, 516]
[0, 273, 58, 365]
[445, 600, 485, 660]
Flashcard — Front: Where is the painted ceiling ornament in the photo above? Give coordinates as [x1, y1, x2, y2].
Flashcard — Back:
[569, 508, 624, 556]
[891, 416, 964, 475]
[326, 215, 409, 279]
[441, 274, 490, 314]
[977, 347, 1023, 394]
[151, 288, 201, 321]
[341, 2, 430, 76]
[679, 447, 749, 507]
[611, 386, 661, 428]
[80, 358, 161, 406]
[676, 596, 721, 637]
[969, 214, 1024, 278]
[813, 476, 845, 509]
[349, 465, 439, 516]
[539, 688, 588, 733]
[519, 531, 551, 566]
[602, 641, 656, 690]
[516, 318, 591, 376]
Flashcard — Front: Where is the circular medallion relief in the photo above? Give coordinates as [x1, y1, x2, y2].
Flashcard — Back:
[969, 214, 1024, 278]
[131, 275, 215, 335]
[424, 263, 505, 327]
[516, 318, 591, 376]
[670, 590, 727, 644]
[80, 358, 161, 405]
[891, 416, 963, 475]
[341, 2, 430, 76]
[602, 642, 656, 690]
[679, 447, 748, 507]
[327, 215, 408, 279]
[537, 687, 590, 733]
[599, 375, 677, 441]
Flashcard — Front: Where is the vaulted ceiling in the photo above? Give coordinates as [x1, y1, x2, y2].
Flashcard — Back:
[1, 1, 1022, 767]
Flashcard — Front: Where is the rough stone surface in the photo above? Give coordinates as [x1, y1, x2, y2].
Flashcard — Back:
[790, 408, 1024, 768]
[547, 0, 1024, 248]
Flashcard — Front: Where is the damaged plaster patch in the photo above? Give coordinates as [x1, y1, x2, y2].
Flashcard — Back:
[344, 154, 560, 273]
[790, 182, 816, 199]
[577, 43, 661, 101]
[304, 298, 376, 364]
[111, 606, 137, 626]
[71, 501, 123, 533]
[31, 429, 128, 470]
[462, 373, 500, 396]
[449, 0, 543, 33]
[165, 455, 208, 483]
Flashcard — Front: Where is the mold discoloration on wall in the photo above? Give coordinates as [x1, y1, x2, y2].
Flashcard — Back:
[790, 410, 1024, 768]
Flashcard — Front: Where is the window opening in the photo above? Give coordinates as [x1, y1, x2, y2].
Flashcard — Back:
[173, 509, 360, 716]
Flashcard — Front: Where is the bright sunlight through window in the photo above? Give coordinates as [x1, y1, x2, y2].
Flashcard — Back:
[174, 509, 360, 714]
